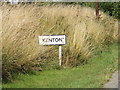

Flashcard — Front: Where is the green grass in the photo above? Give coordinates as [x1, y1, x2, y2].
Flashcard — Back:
[0, 83, 2, 89]
[2, 44, 118, 88]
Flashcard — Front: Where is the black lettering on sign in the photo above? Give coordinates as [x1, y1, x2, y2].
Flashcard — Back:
[55, 38, 58, 42]
[52, 38, 55, 42]
[58, 38, 63, 42]
[49, 38, 52, 42]
[42, 38, 46, 42]
[42, 38, 64, 42]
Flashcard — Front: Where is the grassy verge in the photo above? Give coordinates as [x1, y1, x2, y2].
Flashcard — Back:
[2, 44, 118, 88]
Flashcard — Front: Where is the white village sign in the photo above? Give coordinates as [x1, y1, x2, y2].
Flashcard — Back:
[38, 35, 66, 66]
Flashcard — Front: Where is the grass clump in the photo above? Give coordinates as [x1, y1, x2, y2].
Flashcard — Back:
[1, 3, 118, 82]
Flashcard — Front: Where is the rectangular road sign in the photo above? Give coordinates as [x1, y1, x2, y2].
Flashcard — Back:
[38, 35, 66, 45]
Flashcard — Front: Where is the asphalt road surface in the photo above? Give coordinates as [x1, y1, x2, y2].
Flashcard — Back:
[104, 70, 119, 89]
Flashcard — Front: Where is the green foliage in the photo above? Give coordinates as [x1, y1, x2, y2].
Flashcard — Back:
[79, 2, 119, 19]
[99, 2, 119, 19]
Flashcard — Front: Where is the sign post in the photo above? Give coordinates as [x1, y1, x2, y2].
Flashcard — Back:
[38, 35, 66, 66]
[59, 45, 62, 66]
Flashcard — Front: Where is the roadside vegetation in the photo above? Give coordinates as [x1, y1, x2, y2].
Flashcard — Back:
[1, 2, 118, 82]
[57, 2, 119, 19]
[3, 44, 118, 88]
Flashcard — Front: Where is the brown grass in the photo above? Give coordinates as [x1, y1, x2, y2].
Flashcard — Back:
[1, 3, 118, 81]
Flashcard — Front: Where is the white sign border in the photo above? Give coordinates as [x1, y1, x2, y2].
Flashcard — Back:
[38, 35, 66, 45]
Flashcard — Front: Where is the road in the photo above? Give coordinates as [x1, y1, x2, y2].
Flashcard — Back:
[104, 70, 119, 89]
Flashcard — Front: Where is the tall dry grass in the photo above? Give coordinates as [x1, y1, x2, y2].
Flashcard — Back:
[1, 3, 118, 81]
